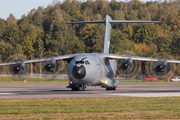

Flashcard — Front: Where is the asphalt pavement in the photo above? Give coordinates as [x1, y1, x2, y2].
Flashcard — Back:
[0, 83, 180, 99]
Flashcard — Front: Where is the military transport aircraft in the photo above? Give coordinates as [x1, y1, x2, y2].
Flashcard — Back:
[1, 15, 180, 91]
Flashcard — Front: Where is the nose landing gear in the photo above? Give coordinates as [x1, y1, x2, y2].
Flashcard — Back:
[71, 84, 86, 91]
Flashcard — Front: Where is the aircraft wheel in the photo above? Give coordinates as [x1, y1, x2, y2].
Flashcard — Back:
[71, 87, 76, 91]
[72, 87, 79, 91]
[81, 84, 86, 91]
[113, 87, 116, 90]
[106, 87, 116, 90]
[71, 85, 86, 91]
[106, 87, 110, 90]
[78, 86, 83, 91]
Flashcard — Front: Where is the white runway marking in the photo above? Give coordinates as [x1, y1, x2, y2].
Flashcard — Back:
[0, 93, 18, 95]
[110, 93, 180, 97]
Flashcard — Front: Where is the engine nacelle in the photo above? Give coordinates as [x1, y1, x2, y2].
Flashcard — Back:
[44, 59, 56, 72]
[35, 52, 65, 79]
[154, 59, 167, 73]
[12, 61, 26, 74]
[4, 54, 31, 82]
[121, 59, 133, 72]
[146, 53, 175, 81]
[116, 58, 140, 79]
[115, 51, 140, 79]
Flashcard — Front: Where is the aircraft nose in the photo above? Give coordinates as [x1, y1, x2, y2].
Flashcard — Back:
[72, 65, 86, 79]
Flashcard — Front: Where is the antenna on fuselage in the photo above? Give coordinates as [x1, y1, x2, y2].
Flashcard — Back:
[66, 15, 159, 54]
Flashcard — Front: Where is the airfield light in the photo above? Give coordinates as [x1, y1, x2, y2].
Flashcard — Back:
[31, 54, 34, 78]
[40, 48, 45, 78]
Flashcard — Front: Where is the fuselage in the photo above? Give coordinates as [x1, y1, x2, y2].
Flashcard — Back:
[67, 53, 118, 87]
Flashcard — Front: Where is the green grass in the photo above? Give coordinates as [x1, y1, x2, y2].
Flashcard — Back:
[1, 76, 180, 85]
[0, 77, 69, 83]
[0, 97, 180, 119]
[118, 81, 180, 85]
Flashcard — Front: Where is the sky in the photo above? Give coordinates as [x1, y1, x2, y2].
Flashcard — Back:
[0, 0, 156, 20]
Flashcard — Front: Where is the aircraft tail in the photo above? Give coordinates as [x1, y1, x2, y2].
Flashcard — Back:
[66, 15, 159, 54]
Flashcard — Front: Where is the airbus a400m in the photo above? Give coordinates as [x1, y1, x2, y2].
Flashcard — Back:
[1, 15, 180, 91]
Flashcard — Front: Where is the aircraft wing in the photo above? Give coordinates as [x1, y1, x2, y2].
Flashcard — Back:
[0, 53, 81, 66]
[105, 54, 180, 63]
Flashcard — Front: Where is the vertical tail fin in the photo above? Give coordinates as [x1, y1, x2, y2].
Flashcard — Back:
[66, 15, 159, 54]
[103, 15, 112, 54]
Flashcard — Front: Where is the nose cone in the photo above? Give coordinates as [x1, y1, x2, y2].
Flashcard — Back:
[72, 65, 86, 79]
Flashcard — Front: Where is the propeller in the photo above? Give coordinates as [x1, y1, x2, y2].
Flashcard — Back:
[146, 53, 175, 81]
[11, 61, 26, 74]
[116, 51, 140, 79]
[43, 59, 56, 72]
[35, 52, 65, 79]
[154, 59, 167, 73]
[4, 54, 31, 82]
[121, 59, 133, 72]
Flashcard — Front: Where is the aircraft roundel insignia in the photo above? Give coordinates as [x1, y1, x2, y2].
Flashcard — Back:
[109, 30, 111, 34]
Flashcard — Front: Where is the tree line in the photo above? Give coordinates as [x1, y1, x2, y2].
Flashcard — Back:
[1, 0, 180, 73]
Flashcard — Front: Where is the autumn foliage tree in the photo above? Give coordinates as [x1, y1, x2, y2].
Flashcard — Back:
[0, 0, 180, 70]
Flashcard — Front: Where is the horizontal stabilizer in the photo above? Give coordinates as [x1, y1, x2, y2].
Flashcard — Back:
[66, 20, 160, 24]
[66, 20, 105, 24]
[109, 20, 160, 23]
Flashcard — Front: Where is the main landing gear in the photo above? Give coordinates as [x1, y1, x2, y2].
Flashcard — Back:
[71, 84, 86, 91]
[71, 84, 116, 91]
[106, 87, 116, 90]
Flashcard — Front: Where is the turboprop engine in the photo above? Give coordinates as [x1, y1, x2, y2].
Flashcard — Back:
[154, 59, 167, 73]
[4, 54, 31, 82]
[43, 59, 56, 72]
[11, 61, 26, 74]
[146, 53, 175, 81]
[121, 59, 133, 72]
[35, 52, 65, 79]
[116, 51, 140, 79]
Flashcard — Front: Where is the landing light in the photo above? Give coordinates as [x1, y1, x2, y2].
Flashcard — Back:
[101, 80, 108, 84]
[70, 81, 72, 84]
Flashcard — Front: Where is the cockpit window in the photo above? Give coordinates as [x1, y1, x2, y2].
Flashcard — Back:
[85, 61, 90, 65]
[75, 61, 84, 64]
[75, 60, 90, 65]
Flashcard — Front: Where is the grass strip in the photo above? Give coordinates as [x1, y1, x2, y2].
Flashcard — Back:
[1, 76, 180, 85]
[0, 97, 180, 119]
[0, 77, 69, 83]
